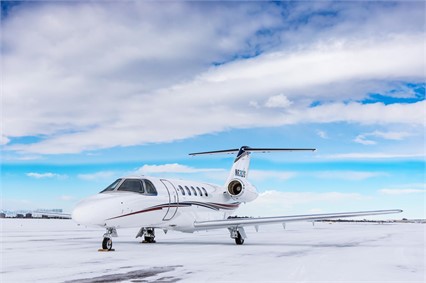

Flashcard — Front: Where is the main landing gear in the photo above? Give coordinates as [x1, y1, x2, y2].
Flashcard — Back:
[101, 227, 117, 251]
[229, 227, 246, 245]
[136, 227, 156, 243]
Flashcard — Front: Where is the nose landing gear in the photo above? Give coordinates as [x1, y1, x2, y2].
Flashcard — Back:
[99, 227, 117, 251]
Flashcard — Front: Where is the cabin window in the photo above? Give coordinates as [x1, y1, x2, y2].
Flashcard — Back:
[178, 185, 185, 196]
[100, 179, 122, 193]
[191, 186, 197, 196]
[185, 186, 191, 196]
[196, 187, 202, 196]
[143, 179, 158, 196]
[118, 179, 144, 193]
[201, 187, 208, 196]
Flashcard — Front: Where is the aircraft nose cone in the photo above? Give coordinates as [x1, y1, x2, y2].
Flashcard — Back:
[72, 201, 104, 226]
[71, 204, 85, 224]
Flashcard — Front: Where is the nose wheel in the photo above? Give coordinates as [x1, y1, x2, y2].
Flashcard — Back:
[100, 227, 117, 251]
[102, 237, 113, 250]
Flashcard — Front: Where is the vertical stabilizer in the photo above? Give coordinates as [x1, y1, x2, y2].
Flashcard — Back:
[189, 146, 315, 187]
[226, 146, 251, 185]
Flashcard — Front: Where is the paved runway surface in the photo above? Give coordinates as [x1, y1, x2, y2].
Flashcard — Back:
[1, 219, 424, 282]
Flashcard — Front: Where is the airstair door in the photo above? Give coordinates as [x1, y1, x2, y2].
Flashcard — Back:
[160, 179, 179, 221]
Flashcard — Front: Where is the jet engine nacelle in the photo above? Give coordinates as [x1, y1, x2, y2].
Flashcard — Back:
[226, 178, 258, 203]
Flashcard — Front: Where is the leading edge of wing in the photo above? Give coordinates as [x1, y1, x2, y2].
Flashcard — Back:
[193, 209, 403, 230]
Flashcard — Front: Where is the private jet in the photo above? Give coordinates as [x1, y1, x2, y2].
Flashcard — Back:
[72, 146, 402, 250]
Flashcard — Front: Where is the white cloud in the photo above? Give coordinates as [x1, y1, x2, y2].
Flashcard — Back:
[371, 131, 414, 140]
[354, 135, 376, 145]
[259, 191, 368, 203]
[77, 171, 117, 181]
[136, 163, 224, 175]
[128, 164, 297, 184]
[380, 189, 425, 195]
[59, 195, 75, 201]
[354, 131, 414, 145]
[308, 208, 323, 214]
[324, 152, 425, 159]
[292, 101, 424, 125]
[2, 2, 424, 155]
[1, 136, 10, 145]
[26, 172, 67, 179]
[249, 170, 296, 181]
[316, 130, 328, 139]
[236, 190, 369, 216]
[315, 171, 386, 181]
[264, 94, 293, 108]
[379, 183, 426, 195]
[135, 165, 295, 182]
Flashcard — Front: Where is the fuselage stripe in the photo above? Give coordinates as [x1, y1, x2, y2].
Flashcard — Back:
[106, 201, 240, 220]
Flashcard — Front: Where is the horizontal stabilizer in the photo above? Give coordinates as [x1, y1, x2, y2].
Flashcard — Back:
[189, 147, 316, 156]
[189, 148, 240, 156]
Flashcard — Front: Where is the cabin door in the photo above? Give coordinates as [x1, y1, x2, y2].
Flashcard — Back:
[160, 179, 179, 221]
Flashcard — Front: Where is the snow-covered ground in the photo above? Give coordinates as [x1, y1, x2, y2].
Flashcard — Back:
[1, 219, 424, 282]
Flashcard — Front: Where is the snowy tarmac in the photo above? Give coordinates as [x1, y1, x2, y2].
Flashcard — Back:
[1, 219, 424, 282]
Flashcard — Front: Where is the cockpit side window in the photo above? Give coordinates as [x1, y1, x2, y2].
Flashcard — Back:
[118, 179, 144, 193]
[100, 179, 122, 193]
[143, 179, 158, 196]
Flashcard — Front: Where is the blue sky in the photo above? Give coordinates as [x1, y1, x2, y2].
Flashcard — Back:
[1, 1, 425, 218]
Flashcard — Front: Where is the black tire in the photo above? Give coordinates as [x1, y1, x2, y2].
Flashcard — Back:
[102, 237, 113, 250]
[144, 236, 156, 243]
[235, 232, 244, 245]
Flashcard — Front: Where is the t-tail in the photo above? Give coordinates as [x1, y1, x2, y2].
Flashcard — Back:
[189, 146, 316, 203]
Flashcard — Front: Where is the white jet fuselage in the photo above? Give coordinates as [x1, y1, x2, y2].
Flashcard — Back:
[72, 146, 402, 247]
[72, 176, 251, 233]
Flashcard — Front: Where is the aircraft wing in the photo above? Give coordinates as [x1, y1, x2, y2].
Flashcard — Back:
[193, 209, 402, 230]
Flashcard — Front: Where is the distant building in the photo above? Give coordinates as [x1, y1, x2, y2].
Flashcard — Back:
[34, 209, 63, 213]
[25, 213, 32, 218]
[16, 214, 24, 218]
[0, 213, 6, 218]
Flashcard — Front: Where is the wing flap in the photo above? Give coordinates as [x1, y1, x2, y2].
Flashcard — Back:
[194, 209, 402, 230]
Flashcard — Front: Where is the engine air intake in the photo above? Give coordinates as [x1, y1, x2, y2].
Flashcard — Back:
[228, 179, 244, 196]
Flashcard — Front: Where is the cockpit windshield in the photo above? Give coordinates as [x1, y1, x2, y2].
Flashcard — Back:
[100, 179, 122, 193]
[99, 178, 158, 195]
[118, 179, 144, 193]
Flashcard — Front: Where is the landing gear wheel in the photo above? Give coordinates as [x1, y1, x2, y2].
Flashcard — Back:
[141, 228, 156, 243]
[102, 237, 113, 250]
[235, 232, 244, 245]
[143, 236, 156, 243]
